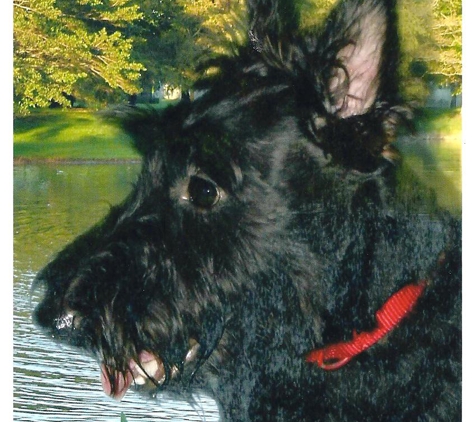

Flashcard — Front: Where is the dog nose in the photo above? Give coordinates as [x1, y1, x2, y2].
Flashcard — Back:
[51, 310, 84, 340]
[54, 313, 75, 331]
[33, 299, 80, 340]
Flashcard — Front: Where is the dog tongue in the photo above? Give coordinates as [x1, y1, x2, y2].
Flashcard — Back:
[100, 364, 133, 400]
[100, 351, 164, 400]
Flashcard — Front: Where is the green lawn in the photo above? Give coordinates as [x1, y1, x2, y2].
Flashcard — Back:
[13, 106, 461, 162]
[14, 108, 139, 161]
[13, 101, 179, 162]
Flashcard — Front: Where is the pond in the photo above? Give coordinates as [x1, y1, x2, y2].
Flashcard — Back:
[13, 134, 461, 422]
[13, 164, 220, 422]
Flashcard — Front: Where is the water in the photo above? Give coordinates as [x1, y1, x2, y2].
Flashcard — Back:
[13, 135, 461, 421]
[13, 163, 220, 422]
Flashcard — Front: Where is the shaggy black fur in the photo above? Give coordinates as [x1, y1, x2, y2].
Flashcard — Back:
[33, 0, 461, 420]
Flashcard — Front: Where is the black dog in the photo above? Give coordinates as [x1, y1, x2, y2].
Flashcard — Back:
[33, 0, 462, 420]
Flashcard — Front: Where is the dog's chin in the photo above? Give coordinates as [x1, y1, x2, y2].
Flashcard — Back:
[100, 340, 201, 401]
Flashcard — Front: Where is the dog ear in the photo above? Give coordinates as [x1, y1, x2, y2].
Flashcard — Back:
[318, 0, 400, 117]
[247, 0, 300, 52]
[247, 0, 400, 117]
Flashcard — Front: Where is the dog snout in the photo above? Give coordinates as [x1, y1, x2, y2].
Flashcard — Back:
[33, 299, 79, 341]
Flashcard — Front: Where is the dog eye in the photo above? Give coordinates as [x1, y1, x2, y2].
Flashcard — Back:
[188, 176, 221, 208]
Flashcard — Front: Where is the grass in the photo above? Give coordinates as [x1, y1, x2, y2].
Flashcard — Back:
[13, 101, 179, 162]
[14, 108, 139, 161]
[13, 106, 461, 162]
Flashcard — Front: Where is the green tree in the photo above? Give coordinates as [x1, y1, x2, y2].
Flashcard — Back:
[13, 0, 144, 114]
[127, 0, 202, 94]
[399, 0, 461, 99]
[398, 0, 436, 100]
[181, 0, 247, 54]
[128, 0, 247, 96]
[431, 0, 462, 87]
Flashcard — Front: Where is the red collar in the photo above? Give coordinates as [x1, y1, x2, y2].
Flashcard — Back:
[306, 281, 427, 370]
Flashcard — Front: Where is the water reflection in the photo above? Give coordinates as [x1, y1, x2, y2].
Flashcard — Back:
[13, 163, 220, 422]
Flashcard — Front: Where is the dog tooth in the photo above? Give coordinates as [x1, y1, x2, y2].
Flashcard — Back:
[133, 375, 147, 385]
[185, 339, 200, 362]
[143, 359, 159, 374]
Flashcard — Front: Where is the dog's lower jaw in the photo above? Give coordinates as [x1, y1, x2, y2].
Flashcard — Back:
[101, 339, 201, 400]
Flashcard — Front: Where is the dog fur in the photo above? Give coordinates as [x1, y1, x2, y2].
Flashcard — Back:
[34, 0, 462, 420]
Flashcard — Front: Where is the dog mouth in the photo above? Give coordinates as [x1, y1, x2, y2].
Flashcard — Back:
[100, 340, 201, 400]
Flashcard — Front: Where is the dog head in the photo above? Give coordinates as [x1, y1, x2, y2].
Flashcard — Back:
[33, 0, 406, 400]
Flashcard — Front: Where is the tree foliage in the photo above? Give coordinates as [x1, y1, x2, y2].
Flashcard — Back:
[128, 0, 247, 94]
[431, 0, 462, 83]
[398, 0, 437, 99]
[181, 0, 247, 54]
[127, 0, 202, 92]
[13, 0, 462, 114]
[14, 0, 144, 114]
[398, 0, 461, 98]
